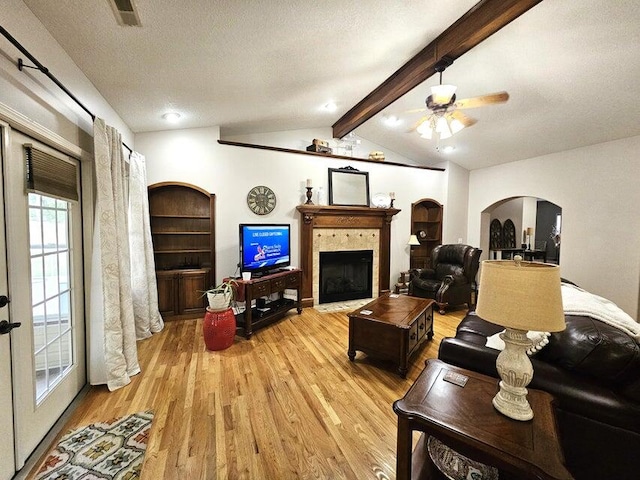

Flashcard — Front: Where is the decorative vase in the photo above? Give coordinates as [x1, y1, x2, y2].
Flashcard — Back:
[207, 291, 232, 311]
[203, 307, 236, 351]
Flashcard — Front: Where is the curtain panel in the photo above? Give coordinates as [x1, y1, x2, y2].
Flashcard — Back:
[89, 118, 140, 391]
[128, 152, 164, 338]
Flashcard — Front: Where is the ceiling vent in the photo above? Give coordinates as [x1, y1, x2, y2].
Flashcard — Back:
[108, 0, 142, 27]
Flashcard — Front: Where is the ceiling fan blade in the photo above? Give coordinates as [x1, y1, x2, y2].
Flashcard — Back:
[405, 107, 428, 114]
[407, 115, 429, 133]
[450, 110, 477, 127]
[454, 91, 509, 109]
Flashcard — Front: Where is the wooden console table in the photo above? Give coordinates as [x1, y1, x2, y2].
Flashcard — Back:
[393, 359, 573, 480]
[490, 248, 547, 263]
[234, 269, 302, 339]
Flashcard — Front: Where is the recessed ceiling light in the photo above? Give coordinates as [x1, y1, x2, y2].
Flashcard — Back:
[383, 115, 402, 127]
[162, 112, 181, 123]
[440, 145, 456, 154]
[323, 102, 337, 112]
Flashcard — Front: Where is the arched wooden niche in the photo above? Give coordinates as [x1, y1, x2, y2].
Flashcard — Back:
[490, 219, 502, 250]
[502, 219, 516, 248]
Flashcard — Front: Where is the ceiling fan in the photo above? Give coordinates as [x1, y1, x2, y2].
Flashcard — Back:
[408, 56, 509, 140]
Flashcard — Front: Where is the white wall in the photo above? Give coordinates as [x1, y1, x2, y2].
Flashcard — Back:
[136, 127, 448, 287]
[468, 135, 640, 318]
[442, 160, 470, 245]
[0, 0, 133, 149]
[522, 197, 537, 247]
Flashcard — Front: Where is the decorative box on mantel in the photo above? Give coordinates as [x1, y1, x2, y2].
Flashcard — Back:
[296, 204, 400, 307]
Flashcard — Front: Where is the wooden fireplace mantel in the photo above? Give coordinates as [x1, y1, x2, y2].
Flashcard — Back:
[297, 204, 401, 307]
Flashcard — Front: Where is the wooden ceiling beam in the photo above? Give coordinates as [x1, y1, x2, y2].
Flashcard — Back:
[332, 0, 543, 139]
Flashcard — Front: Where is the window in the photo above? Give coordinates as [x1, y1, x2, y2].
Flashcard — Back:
[29, 193, 73, 403]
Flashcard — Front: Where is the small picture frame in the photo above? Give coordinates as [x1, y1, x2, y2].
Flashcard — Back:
[328, 167, 370, 207]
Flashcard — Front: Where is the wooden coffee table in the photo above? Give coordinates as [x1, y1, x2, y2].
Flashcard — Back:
[347, 294, 434, 377]
[394, 359, 573, 480]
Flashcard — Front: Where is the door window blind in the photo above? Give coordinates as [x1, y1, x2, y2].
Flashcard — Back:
[24, 144, 79, 201]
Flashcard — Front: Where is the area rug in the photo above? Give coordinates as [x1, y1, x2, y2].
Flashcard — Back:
[34, 410, 154, 480]
[427, 435, 498, 480]
[313, 298, 372, 313]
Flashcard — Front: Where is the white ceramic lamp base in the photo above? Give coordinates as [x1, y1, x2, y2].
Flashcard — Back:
[493, 328, 534, 421]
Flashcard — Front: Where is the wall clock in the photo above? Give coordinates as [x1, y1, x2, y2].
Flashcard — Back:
[247, 185, 276, 215]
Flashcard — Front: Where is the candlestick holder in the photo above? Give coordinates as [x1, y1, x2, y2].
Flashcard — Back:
[390, 198, 395, 208]
[305, 187, 314, 204]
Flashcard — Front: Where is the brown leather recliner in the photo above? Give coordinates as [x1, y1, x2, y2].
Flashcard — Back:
[408, 244, 481, 314]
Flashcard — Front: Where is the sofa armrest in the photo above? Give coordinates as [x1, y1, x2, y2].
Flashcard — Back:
[438, 338, 499, 378]
[438, 337, 640, 433]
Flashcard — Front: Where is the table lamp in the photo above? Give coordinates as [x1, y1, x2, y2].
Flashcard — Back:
[475, 256, 565, 421]
[526, 227, 534, 250]
[407, 234, 420, 246]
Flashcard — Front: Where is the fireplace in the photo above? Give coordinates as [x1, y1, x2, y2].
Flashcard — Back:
[319, 250, 373, 304]
[297, 205, 400, 307]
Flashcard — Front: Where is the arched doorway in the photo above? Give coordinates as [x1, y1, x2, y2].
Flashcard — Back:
[482, 197, 561, 264]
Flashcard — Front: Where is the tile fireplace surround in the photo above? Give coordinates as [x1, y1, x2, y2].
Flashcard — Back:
[296, 205, 400, 307]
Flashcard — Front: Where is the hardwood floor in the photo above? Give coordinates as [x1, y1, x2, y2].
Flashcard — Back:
[28, 305, 465, 479]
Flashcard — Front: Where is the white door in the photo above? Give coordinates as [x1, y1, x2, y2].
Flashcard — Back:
[5, 130, 86, 470]
[0, 125, 16, 480]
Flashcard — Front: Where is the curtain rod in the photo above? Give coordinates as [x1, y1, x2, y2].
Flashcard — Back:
[0, 25, 133, 154]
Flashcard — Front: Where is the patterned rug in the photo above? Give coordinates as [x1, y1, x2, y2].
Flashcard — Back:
[34, 410, 154, 480]
[313, 298, 372, 313]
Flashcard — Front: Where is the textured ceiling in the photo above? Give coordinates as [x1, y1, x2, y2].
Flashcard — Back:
[20, 0, 640, 169]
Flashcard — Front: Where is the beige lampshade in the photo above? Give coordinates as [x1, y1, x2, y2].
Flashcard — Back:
[476, 259, 565, 332]
[526, 227, 534, 235]
[407, 234, 420, 246]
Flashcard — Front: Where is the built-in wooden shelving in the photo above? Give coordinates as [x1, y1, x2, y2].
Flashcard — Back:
[148, 182, 216, 319]
[410, 198, 443, 270]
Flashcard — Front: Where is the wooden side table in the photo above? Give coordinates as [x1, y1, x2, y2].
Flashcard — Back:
[395, 270, 410, 294]
[393, 359, 573, 480]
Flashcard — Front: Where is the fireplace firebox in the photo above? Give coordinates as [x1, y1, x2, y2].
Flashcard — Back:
[319, 250, 373, 304]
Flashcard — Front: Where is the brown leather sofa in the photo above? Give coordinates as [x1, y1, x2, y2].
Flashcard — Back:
[409, 244, 481, 314]
[438, 309, 640, 480]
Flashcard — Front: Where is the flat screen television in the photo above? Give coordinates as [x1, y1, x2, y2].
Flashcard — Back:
[239, 224, 291, 275]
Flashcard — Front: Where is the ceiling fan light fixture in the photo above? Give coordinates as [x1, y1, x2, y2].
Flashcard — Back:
[439, 129, 452, 140]
[431, 84, 457, 104]
[435, 116, 450, 134]
[419, 128, 433, 140]
[450, 117, 465, 134]
[416, 121, 431, 136]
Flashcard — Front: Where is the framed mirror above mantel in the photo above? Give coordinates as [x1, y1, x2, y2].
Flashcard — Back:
[328, 167, 370, 207]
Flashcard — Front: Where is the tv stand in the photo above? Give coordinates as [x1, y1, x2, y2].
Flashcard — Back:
[251, 267, 290, 278]
[235, 268, 302, 339]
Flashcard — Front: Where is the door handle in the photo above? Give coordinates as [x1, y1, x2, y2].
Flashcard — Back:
[0, 295, 8, 308]
[0, 320, 21, 335]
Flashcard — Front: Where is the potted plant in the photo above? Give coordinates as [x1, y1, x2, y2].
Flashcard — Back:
[203, 279, 238, 311]
[201, 279, 239, 351]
